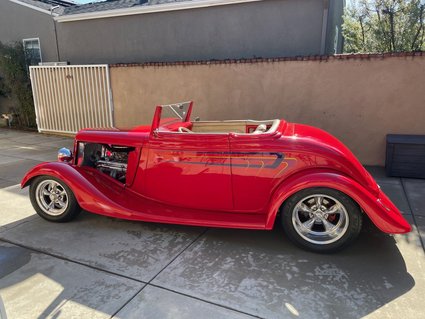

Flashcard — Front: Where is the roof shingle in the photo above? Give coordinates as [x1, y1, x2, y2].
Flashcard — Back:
[12, 0, 73, 14]
[62, 0, 193, 16]
[14, 0, 207, 16]
[63, 0, 145, 15]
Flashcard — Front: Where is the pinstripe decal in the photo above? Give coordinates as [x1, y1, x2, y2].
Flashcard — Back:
[158, 151, 292, 169]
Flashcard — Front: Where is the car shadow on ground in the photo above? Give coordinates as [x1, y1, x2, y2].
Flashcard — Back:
[150, 217, 418, 318]
[0, 210, 418, 318]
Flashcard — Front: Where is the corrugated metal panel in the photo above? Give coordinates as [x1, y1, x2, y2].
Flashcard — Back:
[29, 65, 114, 134]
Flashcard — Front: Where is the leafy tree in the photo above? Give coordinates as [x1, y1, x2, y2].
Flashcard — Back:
[343, 0, 425, 53]
[0, 41, 36, 128]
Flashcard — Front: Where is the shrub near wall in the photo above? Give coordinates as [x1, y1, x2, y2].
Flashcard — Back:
[0, 42, 36, 128]
[110, 53, 425, 166]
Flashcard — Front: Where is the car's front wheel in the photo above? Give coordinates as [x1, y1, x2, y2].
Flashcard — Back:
[281, 187, 362, 253]
[29, 176, 81, 222]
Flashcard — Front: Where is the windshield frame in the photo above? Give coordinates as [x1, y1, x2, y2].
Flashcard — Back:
[150, 101, 193, 135]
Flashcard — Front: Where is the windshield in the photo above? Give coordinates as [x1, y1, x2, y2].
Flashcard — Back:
[159, 101, 192, 128]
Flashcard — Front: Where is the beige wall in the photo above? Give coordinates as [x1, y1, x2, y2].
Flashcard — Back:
[110, 55, 425, 166]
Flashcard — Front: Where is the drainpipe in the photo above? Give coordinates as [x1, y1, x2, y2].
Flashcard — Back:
[50, 6, 61, 61]
[320, 0, 330, 55]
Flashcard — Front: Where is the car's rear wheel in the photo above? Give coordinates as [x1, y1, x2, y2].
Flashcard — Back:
[281, 187, 362, 253]
[29, 176, 81, 222]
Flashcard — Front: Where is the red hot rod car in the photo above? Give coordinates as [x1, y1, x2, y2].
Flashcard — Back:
[21, 101, 411, 252]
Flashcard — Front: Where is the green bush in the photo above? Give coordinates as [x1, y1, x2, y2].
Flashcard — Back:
[0, 41, 36, 128]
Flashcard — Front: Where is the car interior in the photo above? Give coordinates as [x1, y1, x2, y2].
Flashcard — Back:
[176, 119, 281, 134]
[153, 103, 281, 135]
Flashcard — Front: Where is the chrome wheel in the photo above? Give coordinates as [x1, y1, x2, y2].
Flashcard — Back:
[35, 179, 69, 216]
[292, 194, 349, 245]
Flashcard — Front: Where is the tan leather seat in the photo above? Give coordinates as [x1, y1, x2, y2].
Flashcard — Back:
[252, 124, 267, 134]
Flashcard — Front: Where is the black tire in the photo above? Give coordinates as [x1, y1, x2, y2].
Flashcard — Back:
[29, 175, 81, 222]
[281, 187, 362, 253]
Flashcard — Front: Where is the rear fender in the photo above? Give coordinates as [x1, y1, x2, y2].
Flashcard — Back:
[266, 169, 411, 234]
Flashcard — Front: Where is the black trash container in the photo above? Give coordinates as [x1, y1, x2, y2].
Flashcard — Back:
[386, 134, 425, 179]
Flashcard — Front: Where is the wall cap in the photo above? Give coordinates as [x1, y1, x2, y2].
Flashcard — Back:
[108, 51, 425, 68]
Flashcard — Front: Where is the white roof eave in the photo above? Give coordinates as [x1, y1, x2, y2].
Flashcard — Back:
[8, 0, 60, 16]
[55, 0, 263, 22]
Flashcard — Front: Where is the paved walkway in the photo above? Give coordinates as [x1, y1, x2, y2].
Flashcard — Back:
[0, 128, 424, 319]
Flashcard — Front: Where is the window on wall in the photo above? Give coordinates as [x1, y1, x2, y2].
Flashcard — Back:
[23, 38, 42, 66]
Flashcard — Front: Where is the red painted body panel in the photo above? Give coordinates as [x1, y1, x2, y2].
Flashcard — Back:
[265, 169, 410, 233]
[21, 162, 267, 229]
[21, 103, 411, 234]
[142, 133, 233, 210]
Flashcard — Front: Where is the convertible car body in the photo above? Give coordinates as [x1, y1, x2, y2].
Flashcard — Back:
[22, 101, 411, 252]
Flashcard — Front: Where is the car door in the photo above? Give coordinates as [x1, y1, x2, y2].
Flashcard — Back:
[229, 133, 286, 212]
[143, 131, 233, 211]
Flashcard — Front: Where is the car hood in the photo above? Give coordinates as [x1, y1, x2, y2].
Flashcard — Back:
[76, 128, 148, 147]
[287, 123, 379, 195]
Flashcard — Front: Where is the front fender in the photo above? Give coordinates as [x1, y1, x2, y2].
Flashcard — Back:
[21, 162, 128, 216]
[266, 169, 411, 234]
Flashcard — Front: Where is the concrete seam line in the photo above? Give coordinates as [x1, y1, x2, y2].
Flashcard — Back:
[0, 229, 260, 318]
[147, 283, 264, 319]
[108, 227, 264, 319]
[0, 237, 147, 284]
[0, 217, 38, 234]
[108, 228, 210, 318]
[108, 284, 148, 319]
[147, 227, 210, 283]
[401, 179, 425, 251]
[1, 230, 257, 318]
[1, 235, 148, 318]
[148, 227, 264, 318]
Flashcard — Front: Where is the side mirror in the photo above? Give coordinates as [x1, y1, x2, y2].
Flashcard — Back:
[58, 147, 73, 163]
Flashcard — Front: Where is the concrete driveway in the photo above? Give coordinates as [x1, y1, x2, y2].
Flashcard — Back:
[0, 128, 424, 319]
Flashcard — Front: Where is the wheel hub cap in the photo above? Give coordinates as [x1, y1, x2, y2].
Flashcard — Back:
[292, 194, 349, 245]
[35, 180, 69, 216]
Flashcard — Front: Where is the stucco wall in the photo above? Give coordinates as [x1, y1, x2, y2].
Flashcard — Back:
[110, 54, 425, 166]
[0, 0, 59, 62]
[56, 0, 326, 64]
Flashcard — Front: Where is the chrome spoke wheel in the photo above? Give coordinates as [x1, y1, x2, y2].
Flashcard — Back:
[292, 194, 349, 245]
[35, 179, 69, 216]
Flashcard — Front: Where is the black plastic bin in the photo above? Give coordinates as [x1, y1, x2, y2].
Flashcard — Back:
[386, 134, 425, 179]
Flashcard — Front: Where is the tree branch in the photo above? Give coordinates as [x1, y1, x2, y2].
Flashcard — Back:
[411, 5, 424, 50]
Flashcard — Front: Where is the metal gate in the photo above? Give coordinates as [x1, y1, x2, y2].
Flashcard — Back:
[29, 65, 114, 134]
